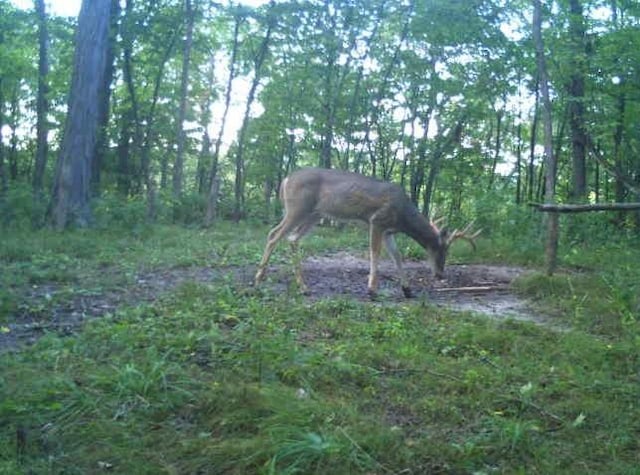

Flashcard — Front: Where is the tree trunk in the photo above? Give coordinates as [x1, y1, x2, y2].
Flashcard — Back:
[196, 55, 217, 195]
[422, 118, 464, 216]
[234, 9, 273, 220]
[533, 0, 558, 275]
[92, 0, 118, 196]
[116, 0, 142, 196]
[51, 0, 115, 229]
[204, 13, 242, 227]
[33, 0, 49, 202]
[172, 0, 194, 201]
[515, 113, 523, 204]
[527, 79, 539, 203]
[140, 29, 179, 221]
[567, 0, 588, 201]
[0, 78, 5, 197]
[9, 88, 19, 180]
[488, 108, 503, 189]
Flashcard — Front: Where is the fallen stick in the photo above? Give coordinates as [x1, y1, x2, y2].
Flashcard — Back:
[433, 286, 507, 292]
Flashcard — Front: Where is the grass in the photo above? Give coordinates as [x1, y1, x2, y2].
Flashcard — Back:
[1, 221, 639, 474]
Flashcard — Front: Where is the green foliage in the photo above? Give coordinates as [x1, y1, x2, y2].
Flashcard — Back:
[0, 183, 47, 230]
[92, 193, 150, 229]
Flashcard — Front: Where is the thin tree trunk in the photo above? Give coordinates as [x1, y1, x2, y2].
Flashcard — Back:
[533, 0, 558, 275]
[422, 118, 464, 216]
[51, 0, 114, 229]
[9, 88, 19, 180]
[33, 0, 49, 203]
[0, 77, 5, 196]
[515, 114, 523, 204]
[92, 0, 118, 196]
[488, 108, 503, 189]
[527, 80, 539, 203]
[233, 9, 273, 220]
[116, 0, 142, 196]
[567, 0, 588, 201]
[204, 13, 242, 227]
[140, 29, 179, 221]
[196, 55, 217, 194]
[172, 0, 194, 201]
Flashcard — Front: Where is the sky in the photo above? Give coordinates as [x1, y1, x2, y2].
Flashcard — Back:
[11, 0, 269, 17]
[12, 0, 80, 17]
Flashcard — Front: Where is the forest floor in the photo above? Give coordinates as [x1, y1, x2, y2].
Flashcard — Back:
[1, 252, 553, 353]
[3, 226, 638, 473]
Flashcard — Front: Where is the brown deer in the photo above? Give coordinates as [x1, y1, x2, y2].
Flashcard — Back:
[254, 168, 480, 297]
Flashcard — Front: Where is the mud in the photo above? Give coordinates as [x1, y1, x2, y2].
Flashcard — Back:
[1, 253, 553, 353]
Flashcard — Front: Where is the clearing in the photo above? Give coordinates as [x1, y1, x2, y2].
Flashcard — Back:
[1, 252, 550, 353]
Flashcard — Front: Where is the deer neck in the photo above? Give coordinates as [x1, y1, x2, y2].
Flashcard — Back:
[400, 209, 442, 252]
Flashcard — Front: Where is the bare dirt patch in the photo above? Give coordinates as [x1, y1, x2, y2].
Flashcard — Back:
[272, 252, 552, 326]
[1, 253, 551, 353]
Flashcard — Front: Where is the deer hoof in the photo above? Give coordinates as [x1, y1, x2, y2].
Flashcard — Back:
[402, 286, 413, 298]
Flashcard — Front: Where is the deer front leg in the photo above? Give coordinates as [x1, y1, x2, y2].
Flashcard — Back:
[368, 226, 383, 298]
[383, 233, 412, 298]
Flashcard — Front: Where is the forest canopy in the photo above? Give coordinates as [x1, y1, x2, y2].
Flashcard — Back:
[0, 0, 639, 232]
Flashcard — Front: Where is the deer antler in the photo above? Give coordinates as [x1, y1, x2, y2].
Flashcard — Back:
[430, 215, 446, 230]
[446, 220, 482, 250]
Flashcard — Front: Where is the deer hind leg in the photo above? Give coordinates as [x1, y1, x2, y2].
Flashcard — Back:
[383, 233, 411, 298]
[254, 212, 318, 289]
[254, 216, 295, 284]
[367, 226, 383, 298]
[287, 217, 318, 293]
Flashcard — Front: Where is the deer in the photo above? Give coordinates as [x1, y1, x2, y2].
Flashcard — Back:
[254, 167, 480, 298]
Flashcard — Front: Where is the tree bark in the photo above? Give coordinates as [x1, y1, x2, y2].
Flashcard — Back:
[8, 87, 19, 180]
[422, 117, 464, 216]
[0, 77, 5, 197]
[33, 0, 49, 202]
[51, 0, 115, 229]
[196, 55, 217, 194]
[233, 8, 273, 220]
[515, 110, 523, 205]
[530, 202, 640, 213]
[533, 0, 558, 275]
[116, 0, 142, 196]
[488, 108, 503, 189]
[204, 13, 242, 226]
[527, 79, 539, 203]
[567, 0, 588, 201]
[172, 0, 194, 201]
[92, 0, 118, 195]
[140, 29, 179, 221]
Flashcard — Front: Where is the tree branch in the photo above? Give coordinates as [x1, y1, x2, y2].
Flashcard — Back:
[529, 202, 640, 213]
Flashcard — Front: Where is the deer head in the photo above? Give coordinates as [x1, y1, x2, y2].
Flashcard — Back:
[428, 218, 482, 279]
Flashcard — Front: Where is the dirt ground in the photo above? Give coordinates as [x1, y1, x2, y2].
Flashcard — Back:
[1, 253, 553, 353]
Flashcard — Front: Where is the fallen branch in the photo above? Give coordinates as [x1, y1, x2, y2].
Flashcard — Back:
[529, 202, 640, 213]
[433, 286, 507, 293]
